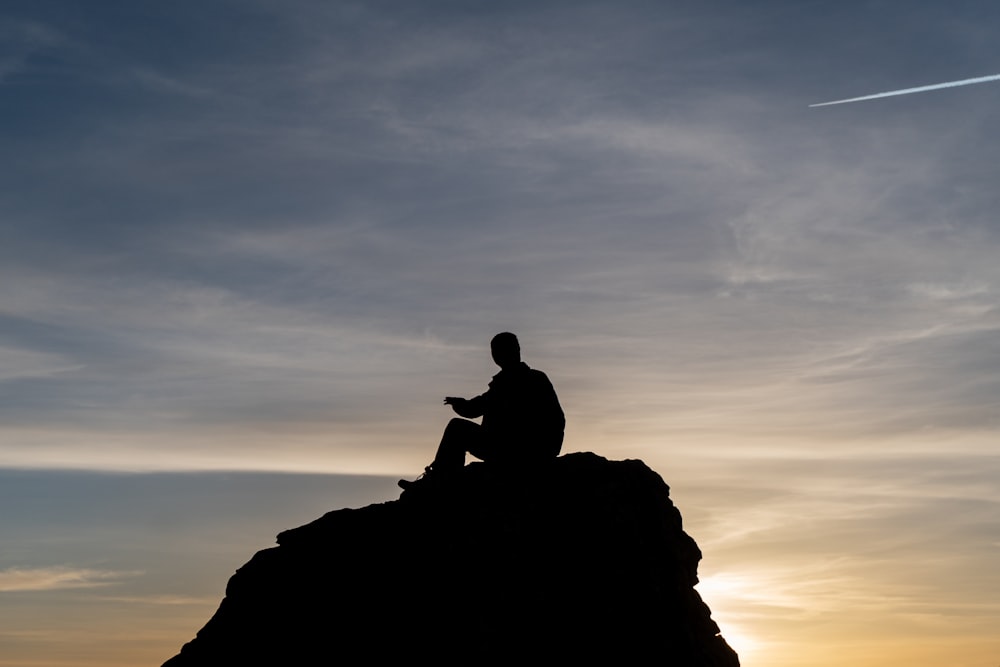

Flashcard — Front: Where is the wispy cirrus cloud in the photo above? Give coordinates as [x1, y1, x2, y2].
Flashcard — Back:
[98, 594, 216, 606]
[1, 4, 999, 667]
[0, 567, 136, 592]
[0, 18, 62, 82]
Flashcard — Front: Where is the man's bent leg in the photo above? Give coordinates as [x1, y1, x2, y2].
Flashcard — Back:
[466, 430, 502, 464]
[431, 418, 482, 473]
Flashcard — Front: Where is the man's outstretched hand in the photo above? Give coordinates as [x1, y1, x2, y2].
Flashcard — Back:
[443, 396, 465, 407]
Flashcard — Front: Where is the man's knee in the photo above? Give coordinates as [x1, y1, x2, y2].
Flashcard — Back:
[445, 417, 479, 435]
[434, 419, 481, 470]
[441, 418, 480, 450]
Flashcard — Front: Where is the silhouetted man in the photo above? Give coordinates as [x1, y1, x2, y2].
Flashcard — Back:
[399, 332, 564, 489]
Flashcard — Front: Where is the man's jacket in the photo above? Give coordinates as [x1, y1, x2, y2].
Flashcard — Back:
[455, 361, 565, 459]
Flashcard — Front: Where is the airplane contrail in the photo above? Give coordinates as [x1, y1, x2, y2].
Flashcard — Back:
[810, 73, 1000, 107]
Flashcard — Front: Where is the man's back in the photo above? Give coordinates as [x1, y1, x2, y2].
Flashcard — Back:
[480, 361, 564, 459]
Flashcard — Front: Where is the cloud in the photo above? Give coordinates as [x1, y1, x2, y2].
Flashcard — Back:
[0, 345, 81, 381]
[98, 594, 216, 606]
[0, 567, 136, 592]
[0, 8, 998, 667]
[0, 0, 996, 475]
[126, 66, 217, 98]
[0, 18, 62, 82]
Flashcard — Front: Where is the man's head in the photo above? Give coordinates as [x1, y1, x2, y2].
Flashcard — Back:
[490, 332, 521, 369]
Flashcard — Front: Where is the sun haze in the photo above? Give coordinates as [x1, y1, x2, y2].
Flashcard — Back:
[1, 2, 999, 666]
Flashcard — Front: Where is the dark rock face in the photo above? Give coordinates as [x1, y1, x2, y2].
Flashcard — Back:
[163, 452, 739, 666]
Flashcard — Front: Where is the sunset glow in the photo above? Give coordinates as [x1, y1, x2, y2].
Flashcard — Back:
[2, 2, 999, 666]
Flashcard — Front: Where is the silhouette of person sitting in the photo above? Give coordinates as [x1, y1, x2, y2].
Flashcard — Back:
[399, 332, 564, 489]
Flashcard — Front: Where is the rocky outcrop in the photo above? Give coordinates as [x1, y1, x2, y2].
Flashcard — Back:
[163, 452, 739, 665]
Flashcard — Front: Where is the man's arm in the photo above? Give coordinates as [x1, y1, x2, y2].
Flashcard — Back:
[444, 394, 486, 418]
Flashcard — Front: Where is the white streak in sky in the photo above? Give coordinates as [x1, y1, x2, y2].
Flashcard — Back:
[810, 73, 1000, 107]
[0, 566, 134, 592]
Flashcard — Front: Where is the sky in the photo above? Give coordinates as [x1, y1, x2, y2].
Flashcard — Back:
[1, 1, 998, 665]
